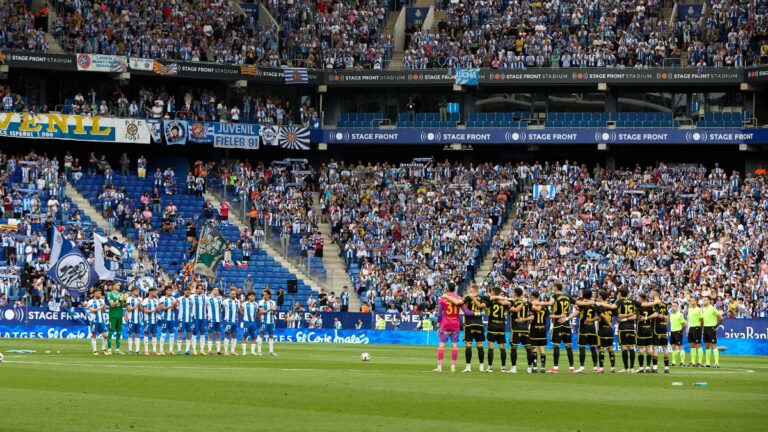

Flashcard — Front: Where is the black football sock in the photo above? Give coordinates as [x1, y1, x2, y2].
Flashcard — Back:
[609, 351, 616, 368]
[579, 347, 586, 367]
[664, 356, 669, 368]
[526, 348, 533, 367]
[540, 354, 546, 370]
[500, 349, 507, 368]
[630, 350, 636, 368]
[553, 346, 560, 366]
[566, 346, 574, 367]
[510, 348, 518, 366]
[590, 346, 598, 367]
[488, 348, 494, 367]
[638, 353, 645, 368]
[653, 356, 658, 367]
[477, 347, 485, 364]
[598, 350, 604, 368]
[647, 354, 653, 367]
[465, 347, 472, 364]
[621, 349, 629, 369]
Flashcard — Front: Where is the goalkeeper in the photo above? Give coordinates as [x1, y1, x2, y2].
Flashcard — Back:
[106, 282, 127, 355]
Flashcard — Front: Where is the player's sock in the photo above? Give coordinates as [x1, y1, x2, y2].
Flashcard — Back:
[690, 348, 697, 364]
[526, 348, 534, 367]
[257, 336, 263, 353]
[450, 348, 458, 366]
[192, 337, 197, 352]
[437, 347, 445, 366]
[713, 348, 719, 365]
[216, 341, 221, 353]
[250, 343, 256, 354]
[609, 351, 616, 368]
[578, 347, 586, 367]
[629, 349, 636, 368]
[488, 349, 494, 367]
[500, 348, 507, 368]
[621, 349, 629, 369]
[144, 338, 149, 353]
[224, 339, 229, 352]
[200, 335, 206, 350]
[566, 346, 574, 367]
[268, 338, 274, 353]
[128, 337, 133, 352]
[652, 356, 658, 368]
[477, 347, 484, 364]
[152, 337, 157, 352]
[553, 346, 560, 367]
[242, 343, 246, 355]
[91, 338, 97, 352]
[539, 354, 546, 370]
[465, 347, 472, 364]
[679, 349, 685, 364]
[510, 348, 518, 366]
[638, 352, 644, 368]
[231, 338, 237, 352]
[705, 348, 711, 365]
[698, 347, 704, 364]
[664, 356, 669, 368]
[590, 346, 598, 367]
[646, 354, 652, 368]
[177, 339, 182, 352]
[598, 350, 604, 368]
[107, 333, 112, 349]
[135, 337, 140, 352]
[671, 350, 678, 365]
[208, 340, 213, 352]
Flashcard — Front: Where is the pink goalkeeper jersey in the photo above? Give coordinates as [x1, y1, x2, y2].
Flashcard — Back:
[439, 294, 463, 332]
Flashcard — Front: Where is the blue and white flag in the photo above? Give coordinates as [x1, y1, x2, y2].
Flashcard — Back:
[134, 276, 157, 294]
[284, 68, 308, 84]
[48, 228, 75, 266]
[278, 127, 310, 150]
[47, 246, 99, 299]
[94, 233, 125, 280]
[260, 125, 279, 146]
[188, 122, 214, 144]
[163, 120, 188, 145]
[147, 119, 162, 143]
[454, 68, 479, 86]
[533, 184, 556, 200]
[213, 123, 260, 149]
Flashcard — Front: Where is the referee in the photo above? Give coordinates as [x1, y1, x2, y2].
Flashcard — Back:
[106, 282, 126, 355]
[686, 297, 703, 367]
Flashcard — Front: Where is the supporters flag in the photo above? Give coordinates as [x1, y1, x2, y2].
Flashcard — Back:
[260, 126, 279, 146]
[278, 127, 310, 150]
[47, 246, 99, 299]
[533, 184, 556, 200]
[147, 120, 162, 143]
[193, 224, 226, 278]
[94, 233, 125, 280]
[163, 120, 188, 145]
[284, 68, 308, 84]
[240, 65, 259, 76]
[48, 227, 75, 266]
[152, 61, 178, 76]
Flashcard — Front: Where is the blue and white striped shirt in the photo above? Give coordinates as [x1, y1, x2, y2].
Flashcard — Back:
[192, 294, 208, 320]
[126, 296, 143, 324]
[142, 298, 159, 325]
[86, 299, 106, 323]
[222, 298, 240, 323]
[207, 296, 223, 323]
[159, 296, 176, 321]
[177, 296, 194, 323]
[242, 301, 259, 323]
[258, 299, 276, 325]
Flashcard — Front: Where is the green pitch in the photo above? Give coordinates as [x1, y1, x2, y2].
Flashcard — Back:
[1, 340, 766, 432]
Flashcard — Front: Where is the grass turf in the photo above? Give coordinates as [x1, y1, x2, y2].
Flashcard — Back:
[1, 339, 766, 432]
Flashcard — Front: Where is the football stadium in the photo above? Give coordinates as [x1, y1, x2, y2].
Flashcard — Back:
[1, 0, 768, 430]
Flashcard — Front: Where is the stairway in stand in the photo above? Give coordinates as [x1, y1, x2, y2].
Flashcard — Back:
[473, 207, 518, 284]
[312, 192, 361, 311]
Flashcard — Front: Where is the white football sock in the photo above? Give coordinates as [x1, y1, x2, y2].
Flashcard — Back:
[91, 338, 97, 352]
[224, 339, 229, 352]
[192, 338, 197, 351]
[269, 338, 274, 353]
[152, 337, 157, 352]
[250, 343, 256, 353]
[128, 338, 133, 352]
[216, 341, 221, 352]
[257, 336, 262, 353]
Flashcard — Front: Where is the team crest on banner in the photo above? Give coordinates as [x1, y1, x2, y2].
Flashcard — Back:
[47, 247, 99, 299]
[94, 233, 125, 280]
[135, 276, 157, 293]
[260, 126, 279, 146]
[278, 127, 310, 150]
[533, 184, 556, 200]
[193, 224, 226, 277]
[188, 122, 213, 144]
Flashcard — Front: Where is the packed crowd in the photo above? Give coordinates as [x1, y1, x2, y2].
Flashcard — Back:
[52, 0, 280, 64]
[480, 161, 768, 319]
[263, 0, 394, 69]
[317, 161, 513, 313]
[0, 0, 48, 51]
[404, 0, 767, 69]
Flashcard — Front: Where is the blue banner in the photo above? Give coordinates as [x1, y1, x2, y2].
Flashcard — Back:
[147, 119, 162, 143]
[212, 123, 260, 149]
[405, 7, 429, 25]
[679, 4, 703, 21]
[163, 120, 188, 145]
[188, 122, 214, 144]
[319, 128, 768, 145]
[455, 68, 479, 86]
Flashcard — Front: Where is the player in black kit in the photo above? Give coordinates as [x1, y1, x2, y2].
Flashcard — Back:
[462, 283, 488, 372]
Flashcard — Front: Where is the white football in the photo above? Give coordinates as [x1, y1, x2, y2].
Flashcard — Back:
[360, 352, 370, 362]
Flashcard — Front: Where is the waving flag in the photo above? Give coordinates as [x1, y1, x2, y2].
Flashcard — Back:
[193, 224, 225, 278]
[49, 227, 75, 266]
[533, 184, 556, 200]
[260, 125, 279, 146]
[48, 246, 99, 299]
[284, 68, 308, 84]
[94, 233, 125, 280]
[240, 65, 260, 76]
[278, 127, 310, 150]
[153, 61, 178, 76]
[147, 120, 162, 143]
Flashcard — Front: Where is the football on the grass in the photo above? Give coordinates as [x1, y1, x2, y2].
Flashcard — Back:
[360, 352, 370, 362]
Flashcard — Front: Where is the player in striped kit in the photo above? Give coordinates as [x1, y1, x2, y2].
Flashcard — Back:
[141, 288, 161, 355]
[241, 291, 261, 355]
[158, 286, 178, 355]
[258, 289, 278, 356]
[191, 285, 209, 355]
[125, 287, 144, 355]
[86, 290, 108, 354]
[222, 288, 241, 355]
[176, 286, 195, 355]
[206, 287, 224, 355]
